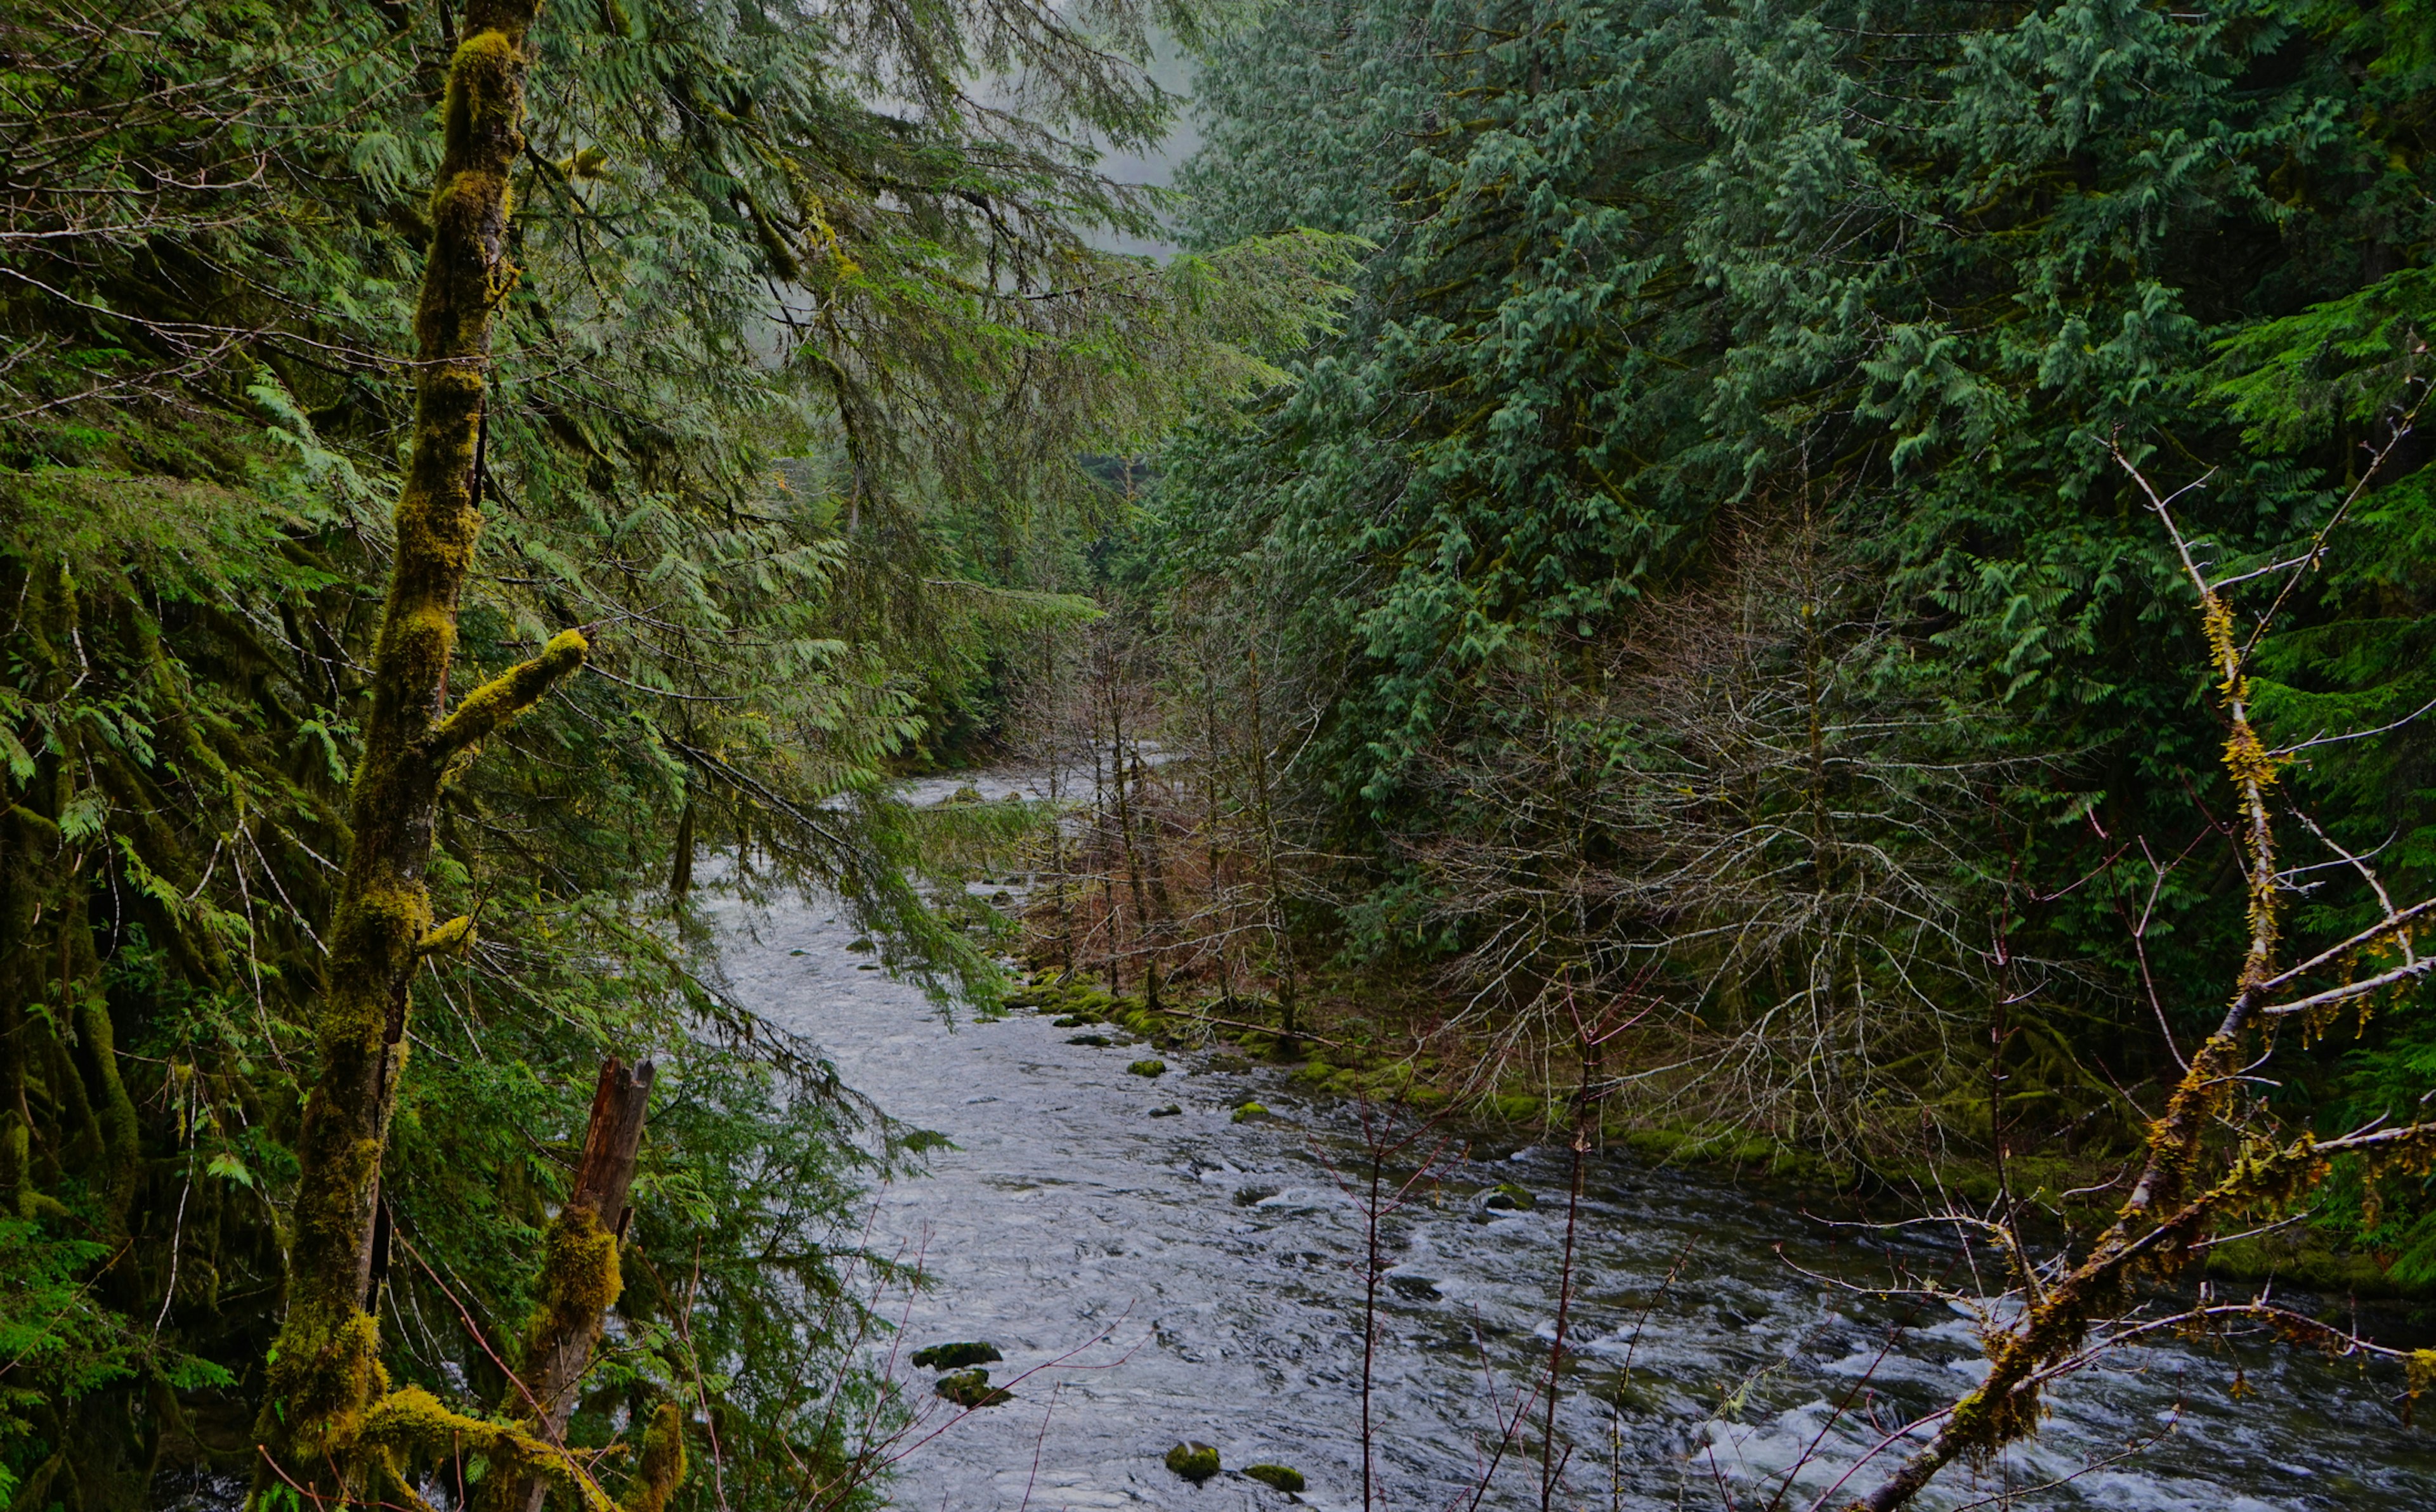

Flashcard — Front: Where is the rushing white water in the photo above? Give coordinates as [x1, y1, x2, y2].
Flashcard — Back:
[726, 880, 2436, 1512]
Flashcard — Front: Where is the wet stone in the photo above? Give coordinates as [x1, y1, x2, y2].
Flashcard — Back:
[935, 1368, 1011, 1407]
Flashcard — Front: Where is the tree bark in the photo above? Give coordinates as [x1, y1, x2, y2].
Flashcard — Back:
[251, 2, 586, 1497]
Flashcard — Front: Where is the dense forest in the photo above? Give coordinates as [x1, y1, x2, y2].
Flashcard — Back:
[11, 0, 2436, 1508]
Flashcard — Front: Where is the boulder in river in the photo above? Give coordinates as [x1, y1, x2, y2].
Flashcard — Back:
[910, 1341, 1002, 1369]
[1483, 1182, 1536, 1211]
[1165, 1442, 1221, 1483]
[936, 1368, 1011, 1407]
[1243, 1464, 1306, 1494]
[1127, 1059, 1167, 1077]
[1231, 1101, 1273, 1123]
[1148, 1104, 1183, 1118]
[1067, 1033, 1113, 1046]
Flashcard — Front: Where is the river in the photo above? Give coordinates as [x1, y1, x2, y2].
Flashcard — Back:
[723, 782, 2436, 1512]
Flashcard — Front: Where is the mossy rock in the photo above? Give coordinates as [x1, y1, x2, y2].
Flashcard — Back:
[846, 937, 875, 953]
[1242, 1464, 1304, 1494]
[1148, 1104, 1184, 1118]
[946, 784, 986, 804]
[910, 1341, 1002, 1370]
[1482, 1183, 1536, 1212]
[1052, 1015, 1098, 1028]
[1165, 1442, 1221, 1483]
[1127, 1059, 1167, 1078]
[1068, 1034, 1113, 1047]
[936, 1369, 1012, 1407]
[1231, 1102, 1273, 1124]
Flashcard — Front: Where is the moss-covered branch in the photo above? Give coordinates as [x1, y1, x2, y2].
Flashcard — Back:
[424, 629, 589, 760]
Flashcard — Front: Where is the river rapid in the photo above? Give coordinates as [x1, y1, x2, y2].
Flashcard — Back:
[723, 784, 2436, 1512]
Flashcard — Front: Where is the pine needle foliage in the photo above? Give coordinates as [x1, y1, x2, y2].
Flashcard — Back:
[1157, 0, 2436, 1187]
[0, 0, 1347, 1501]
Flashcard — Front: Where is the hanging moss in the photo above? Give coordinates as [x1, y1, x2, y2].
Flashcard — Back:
[621, 1402, 688, 1512]
[525, 1203, 622, 1359]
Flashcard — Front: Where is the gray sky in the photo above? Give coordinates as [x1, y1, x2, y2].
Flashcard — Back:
[1080, 33, 1200, 257]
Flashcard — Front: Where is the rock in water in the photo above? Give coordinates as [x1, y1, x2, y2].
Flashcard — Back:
[1243, 1464, 1306, 1494]
[1165, 1442, 1221, 1483]
[910, 1341, 1002, 1370]
[1231, 1102, 1272, 1123]
[936, 1368, 1012, 1407]
[1067, 1033, 1113, 1046]
[1127, 1059, 1167, 1077]
[1148, 1104, 1184, 1118]
[1483, 1182, 1536, 1211]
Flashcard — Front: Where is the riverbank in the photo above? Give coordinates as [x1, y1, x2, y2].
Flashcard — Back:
[997, 969, 2436, 1308]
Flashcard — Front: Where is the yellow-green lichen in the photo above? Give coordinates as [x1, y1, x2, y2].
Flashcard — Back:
[622, 1402, 688, 1512]
[529, 1202, 622, 1350]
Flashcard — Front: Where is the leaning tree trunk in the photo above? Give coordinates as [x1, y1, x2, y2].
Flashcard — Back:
[478, 1058, 656, 1512]
[251, 1, 586, 1496]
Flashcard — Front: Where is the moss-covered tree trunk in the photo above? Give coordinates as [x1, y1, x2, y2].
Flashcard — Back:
[251, 1, 586, 1497]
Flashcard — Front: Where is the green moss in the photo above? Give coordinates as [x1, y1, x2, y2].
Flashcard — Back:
[1231, 1102, 1272, 1123]
[358, 1385, 611, 1511]
[910, 1341, 1002, 1369]
[1127, 1059, 1167, 1078]
[1483, 1182, 1535, 1212]
[1164, 1442, 1220, 1482]
[2204, 1233, 2416, 1297]
[529, 1203, 620, 1352]
[936, 1368, 1012, 1407]
[622, 1402, 688, 1512]
[1243, 1463, 1304, 1494]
